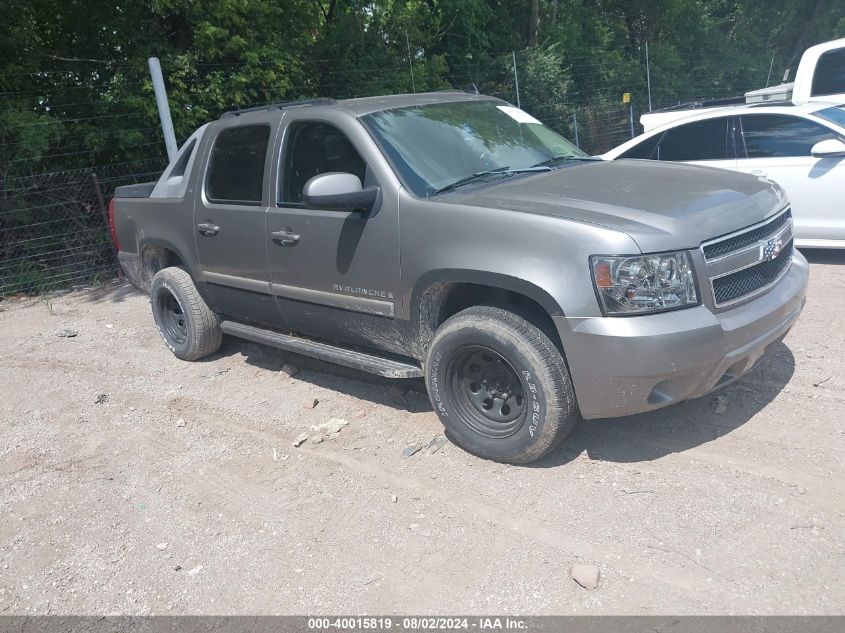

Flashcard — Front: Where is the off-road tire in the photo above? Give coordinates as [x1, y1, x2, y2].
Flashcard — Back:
[150, 267, 222, 361]
[424, 306, 577, 464]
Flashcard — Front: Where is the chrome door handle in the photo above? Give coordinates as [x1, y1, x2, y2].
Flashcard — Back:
[196, 223, 220, 237]
[271, 228, 301, 246]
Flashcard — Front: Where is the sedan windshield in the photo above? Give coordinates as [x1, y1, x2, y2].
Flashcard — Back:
[813, 105, 845, 129]
[361, 100, 586, 197]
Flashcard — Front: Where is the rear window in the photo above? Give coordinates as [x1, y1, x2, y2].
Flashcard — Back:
[654, 118, 730, 161]
[206, 125, 270, 204]
[811, 48, 845, 97]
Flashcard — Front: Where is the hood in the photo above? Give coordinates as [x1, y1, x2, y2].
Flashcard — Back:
[448, 159, 785, 253]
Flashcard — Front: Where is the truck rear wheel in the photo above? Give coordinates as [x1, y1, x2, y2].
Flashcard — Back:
[425, 306, 577, 464]
[150, 267, 222, 361]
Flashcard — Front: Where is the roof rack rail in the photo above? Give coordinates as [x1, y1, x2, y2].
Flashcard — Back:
[746, 100, 795, 108]
[651, 95, 746, 114]
[221, 97, 336, 118]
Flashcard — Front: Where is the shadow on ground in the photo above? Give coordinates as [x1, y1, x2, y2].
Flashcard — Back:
[211, 328, 796, 467]
[798, 247, 845, 264]
[532, 342, 796, 467]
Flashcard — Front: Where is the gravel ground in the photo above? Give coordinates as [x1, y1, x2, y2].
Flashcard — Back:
[1, 251, 843, 615]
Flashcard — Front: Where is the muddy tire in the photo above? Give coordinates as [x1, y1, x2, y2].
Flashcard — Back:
[150, 267, 222, 361]
[424, 306, 577, 464]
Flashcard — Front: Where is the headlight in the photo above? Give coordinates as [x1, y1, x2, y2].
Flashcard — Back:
[590, 251, 698, 315]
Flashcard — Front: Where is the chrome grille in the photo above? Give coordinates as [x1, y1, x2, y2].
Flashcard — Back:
[712, 239, 793, 305]
[703, 208, 792, 260]
[701, 207, 794, 308]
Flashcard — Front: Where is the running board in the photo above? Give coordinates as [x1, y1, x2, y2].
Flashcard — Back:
[220, 321, 423, 379]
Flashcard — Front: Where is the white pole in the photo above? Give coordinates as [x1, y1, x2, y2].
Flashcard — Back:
[645, 41, 652, 112]
[405, 30, 416, 94]
[512, 51, 521, 108]
[147, 57, 178, 163]
[766, 50, 776, 87]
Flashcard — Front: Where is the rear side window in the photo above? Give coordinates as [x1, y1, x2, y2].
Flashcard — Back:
[619, 133, 662, 159]
[811, 48, 845, 97]
[739, 114, 837, 157]
[654, 118, 730, 161]
[207, 125, 270, 205]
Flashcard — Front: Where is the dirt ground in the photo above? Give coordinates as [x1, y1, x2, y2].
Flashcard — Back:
[1, 250, 843, 616]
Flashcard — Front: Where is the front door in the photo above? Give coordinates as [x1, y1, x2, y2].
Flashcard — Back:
[193, 119, 283, 326]
[266, 116, 403, 353]
[735, 113, 845, 243]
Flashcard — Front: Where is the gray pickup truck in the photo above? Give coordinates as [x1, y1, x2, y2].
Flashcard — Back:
[112, 91, 808, 463]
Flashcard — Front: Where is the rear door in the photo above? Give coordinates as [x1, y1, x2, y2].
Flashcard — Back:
[736, 113, 845, 242]
[194, 117, 284, 326]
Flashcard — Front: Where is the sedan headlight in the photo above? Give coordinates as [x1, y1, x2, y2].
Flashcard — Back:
[590, 251, 698, 315]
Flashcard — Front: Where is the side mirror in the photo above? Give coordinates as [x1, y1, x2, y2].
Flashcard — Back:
[302, 172, 380, 212]
[811, 138, 845, 158]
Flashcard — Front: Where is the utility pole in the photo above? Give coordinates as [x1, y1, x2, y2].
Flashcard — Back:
[573, 111, 579, 149]
[147, 57, 178, 163]
[645, 41, 653, 112]
[405, 30, 416, 94]
[512, 51, 521, 108]
[629, 105, 635, 138]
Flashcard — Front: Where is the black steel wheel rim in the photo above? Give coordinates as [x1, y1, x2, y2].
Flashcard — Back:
[157, 289, 187, 346]
[448, 345, 527, 438]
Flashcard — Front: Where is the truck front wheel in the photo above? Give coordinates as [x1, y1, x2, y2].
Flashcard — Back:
[150, 267, 222, 361]
[425, 306, 578, 464]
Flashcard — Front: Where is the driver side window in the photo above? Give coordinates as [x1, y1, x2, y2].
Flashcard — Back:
[279, 122, 367, 204]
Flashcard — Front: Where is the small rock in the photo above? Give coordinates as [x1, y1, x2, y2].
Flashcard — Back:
[391, 494, 398, 503]
[303, 398, 319, 410]
[402, 444, 422, 458]
[187, 564, 203, 576]
[427, 436, 449, 454]
[94, 394, 108, 405]
[173, 565, 182, 572]
[56, 328, 78, 338]
[176, 418, 186, 428]
[280, 363, 299, 377]
[311, 435, 324, 444]
[713, 395, 729, 415]
[293, 433, 310, 447]
[310, 418, 349, 435]
[571, 563, 600, 590]
[279, 454, 290, 461]
[272, 448, 279, 462]
[156, 542, 168, 551]
[105, 324, 114, 329]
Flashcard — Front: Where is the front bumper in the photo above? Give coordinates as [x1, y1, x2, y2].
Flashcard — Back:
[557, 251, 809, 419]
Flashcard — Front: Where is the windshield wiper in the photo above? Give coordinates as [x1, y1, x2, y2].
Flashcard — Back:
[531, 154, 601, 168]
[435, 166, 550, 195]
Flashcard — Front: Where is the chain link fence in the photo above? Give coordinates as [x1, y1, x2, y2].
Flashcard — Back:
[0, 159, 164, 296]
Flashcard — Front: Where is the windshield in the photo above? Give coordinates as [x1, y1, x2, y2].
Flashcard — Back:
[361, 100, 586, 197]
[813, 105, 845, 129]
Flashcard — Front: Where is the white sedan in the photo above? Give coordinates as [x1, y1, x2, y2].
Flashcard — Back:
[601, 101, 845, 248]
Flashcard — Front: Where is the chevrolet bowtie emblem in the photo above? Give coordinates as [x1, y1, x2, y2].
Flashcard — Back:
[761, 237, 784, 261]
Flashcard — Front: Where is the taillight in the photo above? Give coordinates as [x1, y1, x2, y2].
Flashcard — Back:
[107, 197, 121, 251]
